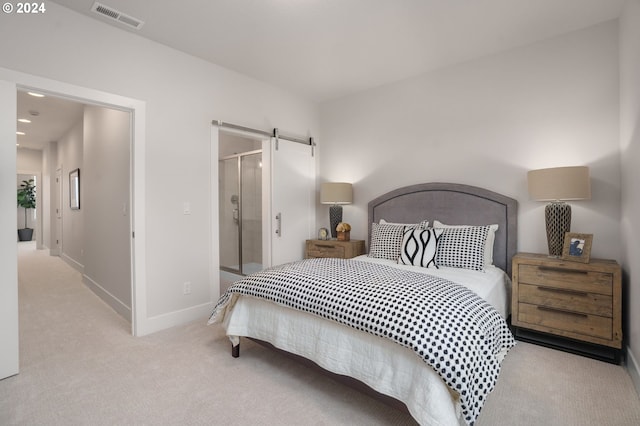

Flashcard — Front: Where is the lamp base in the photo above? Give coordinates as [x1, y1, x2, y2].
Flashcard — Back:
[329, 205, 343, 239]
[545, 202, 571, 257]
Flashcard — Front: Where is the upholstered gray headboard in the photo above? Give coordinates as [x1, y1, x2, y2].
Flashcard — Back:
[368, 183, 518, 276]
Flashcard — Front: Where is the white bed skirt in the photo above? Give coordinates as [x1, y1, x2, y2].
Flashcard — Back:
[223, 295, 465, 426]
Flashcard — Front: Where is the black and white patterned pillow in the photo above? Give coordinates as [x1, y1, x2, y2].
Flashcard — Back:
[433, 220, 499, 266]
[398, 228, 443, 268]
[368, 220, 428, 260]
[435, 225, 490, 271]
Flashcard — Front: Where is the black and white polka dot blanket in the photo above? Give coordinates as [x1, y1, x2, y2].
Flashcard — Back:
[209, 258, 515, 425]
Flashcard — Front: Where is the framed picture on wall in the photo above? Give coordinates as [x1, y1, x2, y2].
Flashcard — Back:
[70, 168, 80, 210]
[562, 232, 592, 263]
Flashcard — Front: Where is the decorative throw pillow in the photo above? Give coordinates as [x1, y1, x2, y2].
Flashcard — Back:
[369, 220, 429, 260]
[398, 228, 443, 268]
[433, 220, 498, 266]
[435, 225, 490, 271]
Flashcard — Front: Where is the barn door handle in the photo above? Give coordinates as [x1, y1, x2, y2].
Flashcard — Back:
[275, 213, 282, 237]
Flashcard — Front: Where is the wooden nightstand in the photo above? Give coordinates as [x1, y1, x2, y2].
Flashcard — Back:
[511, 252, 622, 363]
[305, 239, 366, 259]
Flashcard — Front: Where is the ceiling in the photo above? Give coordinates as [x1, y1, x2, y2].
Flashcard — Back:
[16, 91, 85, 151]
[50, 0, 626, 102]
[18, 0, 626, 151]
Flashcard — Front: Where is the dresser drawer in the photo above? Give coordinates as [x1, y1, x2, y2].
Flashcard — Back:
[518, 264, 612, 295]
[512, 253, 623, 353]
[518, 302, 612, 340]
[519, 283, 612, 317]
[306, 242, 345, 258]
[305, 240, 365, 259]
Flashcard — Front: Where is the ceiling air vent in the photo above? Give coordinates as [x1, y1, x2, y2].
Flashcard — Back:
[91, 2, 145, 30]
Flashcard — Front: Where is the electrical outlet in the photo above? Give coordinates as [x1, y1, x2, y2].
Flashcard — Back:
[183, 281, 191, 295]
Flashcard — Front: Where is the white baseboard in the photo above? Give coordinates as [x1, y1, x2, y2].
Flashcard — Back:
[627, 345, 640, 398]
[135, 302, 214, 337]
[82, 274, 131, 322]
[61, 253, 84, 273]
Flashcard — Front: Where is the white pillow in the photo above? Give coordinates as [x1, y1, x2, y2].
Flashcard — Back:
[398, 228, 442, 268]
[432, 220, 498, 267]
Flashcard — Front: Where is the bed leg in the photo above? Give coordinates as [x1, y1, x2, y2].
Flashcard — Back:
[232, 343, 240, 358]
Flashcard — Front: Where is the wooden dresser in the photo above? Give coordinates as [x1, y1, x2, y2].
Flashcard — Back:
[511, 252, 622, 362]
[305, 239, 366, 259]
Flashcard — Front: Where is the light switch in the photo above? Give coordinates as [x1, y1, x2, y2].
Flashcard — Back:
[183, 202, 191, 215]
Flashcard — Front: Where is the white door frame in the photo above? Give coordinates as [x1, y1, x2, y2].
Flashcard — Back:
[0, 67, 148, 338]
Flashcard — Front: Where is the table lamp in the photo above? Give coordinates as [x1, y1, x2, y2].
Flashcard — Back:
[320, 182, 353, 238]
[528, 166, 591, 257]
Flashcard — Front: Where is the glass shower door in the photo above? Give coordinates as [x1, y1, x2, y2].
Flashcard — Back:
[219, 156, 240, 274]
[219, 151, 262, 276]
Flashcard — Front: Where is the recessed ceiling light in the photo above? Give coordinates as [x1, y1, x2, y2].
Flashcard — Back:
[16, 131, 25, 135]
[18, 118, 31, 123]
[27, 92, 45, 97]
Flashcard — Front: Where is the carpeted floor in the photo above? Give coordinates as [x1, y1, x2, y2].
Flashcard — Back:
[2, 242, 639, 425]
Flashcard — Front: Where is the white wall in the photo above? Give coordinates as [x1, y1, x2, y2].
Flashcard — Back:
[620, 0, 640, 392]
[0, 81, 18, 379]
[82, 105, 131, 319]
[16, 148, 41, 171]
[57, 119, 84, 269]
[319, 21, 620, 262]
[0, 2, 318, 338]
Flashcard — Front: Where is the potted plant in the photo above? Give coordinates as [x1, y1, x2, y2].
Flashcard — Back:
[336, 222, 351, 241]
[17, 178, 36, 241]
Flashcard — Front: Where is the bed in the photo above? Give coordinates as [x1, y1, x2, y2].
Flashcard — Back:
[209, 183, 518, 425]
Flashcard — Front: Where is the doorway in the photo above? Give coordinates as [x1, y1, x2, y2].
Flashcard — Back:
[1, 74, 147, 380]
[214, 125, 316, 295]
[219, 150, 263, 276]
[16, 173, 37, 243]
[16, 91, 133, 323]
[218, 132, 264, 293]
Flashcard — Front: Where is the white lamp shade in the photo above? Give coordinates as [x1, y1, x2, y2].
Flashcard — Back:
[320, 182, 353, 205]
[527, 166, 591, 201]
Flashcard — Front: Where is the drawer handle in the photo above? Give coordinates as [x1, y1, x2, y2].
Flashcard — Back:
[537, 286, 588, 297]
[538, 266, 588, 275]
[536, 306, 588, 318]
[315, 244, 336, 248]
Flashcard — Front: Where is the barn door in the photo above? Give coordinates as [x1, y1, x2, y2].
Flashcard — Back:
[268, 137, 315, 267]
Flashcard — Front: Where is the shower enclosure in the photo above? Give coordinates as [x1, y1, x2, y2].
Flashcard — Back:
[219, 150, 263, 276]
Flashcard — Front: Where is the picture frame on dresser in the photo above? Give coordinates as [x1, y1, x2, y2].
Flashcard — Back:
[562, 232, 592, 263]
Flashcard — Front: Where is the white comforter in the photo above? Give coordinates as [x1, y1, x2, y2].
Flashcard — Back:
[211, 257, 512, 426]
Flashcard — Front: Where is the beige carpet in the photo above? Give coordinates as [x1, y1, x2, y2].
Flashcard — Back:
[2, 242, 639, 425]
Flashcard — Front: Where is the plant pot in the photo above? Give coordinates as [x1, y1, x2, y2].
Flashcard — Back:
[337, 231, 350, 241]
[18, 228, 33, 241]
